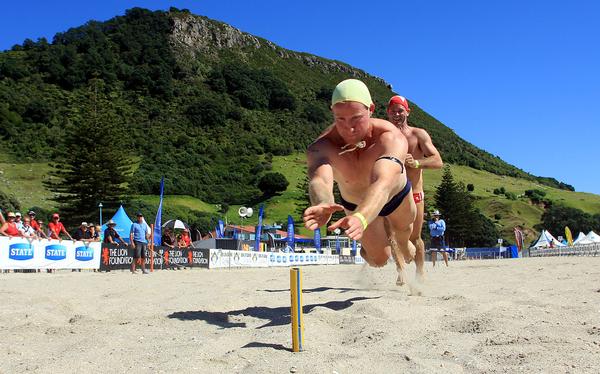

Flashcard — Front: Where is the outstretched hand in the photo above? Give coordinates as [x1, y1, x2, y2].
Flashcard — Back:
[303, 203, 344, 230]
[328, 215, 365, 240]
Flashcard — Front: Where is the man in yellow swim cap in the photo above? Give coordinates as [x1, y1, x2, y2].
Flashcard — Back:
[303, 79, 417, 286]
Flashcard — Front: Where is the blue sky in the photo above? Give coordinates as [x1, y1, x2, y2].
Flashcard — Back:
[2, 1, 599, 194]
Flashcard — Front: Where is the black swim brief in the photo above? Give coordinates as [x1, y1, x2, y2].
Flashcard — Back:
[340, 180, 412, 217]
[339, 155, 411, 216]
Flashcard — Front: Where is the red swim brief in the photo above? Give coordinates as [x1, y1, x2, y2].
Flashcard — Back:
[413, 192, 424, 204]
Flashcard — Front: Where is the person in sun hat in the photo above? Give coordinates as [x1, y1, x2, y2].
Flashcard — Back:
[303, 79, 417, 287]
[387, 94, 443, 280]
[14, 212, 24, 231]
[84, 223, 100, 242]
[428, 209, 448, 267]
[73, 222, 89, 241]
[0, 212, 21, 237]
[103, 219, 125, 245]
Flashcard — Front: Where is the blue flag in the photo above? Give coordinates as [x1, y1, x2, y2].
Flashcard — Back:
[352, 240, 357, 256]
[254, 205, 264, 251]
[335, 235, 341, 254]
[153, 176, 164, 246]
[287, 215, 295, 252]
[314, 227, 321, 254]
[218, 220, 225, 239]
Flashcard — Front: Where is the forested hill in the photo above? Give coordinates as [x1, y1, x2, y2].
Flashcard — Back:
[0, 7, 573, 206]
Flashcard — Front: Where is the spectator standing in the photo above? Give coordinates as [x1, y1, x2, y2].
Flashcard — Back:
[161, 228, 176, 248]
[28, 210, 47, 238]
[0, 212, 21, 237]
[103, 220, 125, 245]
[178, 228, 191, 247]
[14, 212, 24, 231]
[94, 225, 102, 241]
[129, 212, 150, 274]
[48, 213, 74, 240]
[19, 217, 37, 238]
[428, 210, 448, 267]
[73, 222, 88, 241]
[37, 219, 47, 237]
[85, 223, 100, 242]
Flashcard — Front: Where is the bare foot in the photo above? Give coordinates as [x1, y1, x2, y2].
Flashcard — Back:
[415, 270, 426, 284]
[396, 268, 408, 286]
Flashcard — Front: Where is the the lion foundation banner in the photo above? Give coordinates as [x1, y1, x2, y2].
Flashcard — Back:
[99, 244, 209, 271]
[0, 237, 101, 270]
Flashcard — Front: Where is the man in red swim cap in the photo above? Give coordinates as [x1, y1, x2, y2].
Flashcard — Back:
[387, 95, 443, 281]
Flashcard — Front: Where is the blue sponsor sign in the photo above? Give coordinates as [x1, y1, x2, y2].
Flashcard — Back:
[45, 244, 67, 261]
[286, 215, 295, 251]
[9, 243, 34, 261]
[75, 246, 94, 261]
[254, 205, 264, 252]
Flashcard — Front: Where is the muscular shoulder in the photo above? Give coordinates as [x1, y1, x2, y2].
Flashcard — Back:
[411, 127, 433, 142]
[376, 126, 408, 154]
[307, 136, 335, 161]
[371, 118, 400, 133]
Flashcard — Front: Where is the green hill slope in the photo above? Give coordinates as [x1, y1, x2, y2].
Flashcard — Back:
[3, 152, 598, 246]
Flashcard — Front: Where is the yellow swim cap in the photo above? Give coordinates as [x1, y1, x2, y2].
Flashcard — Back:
[331, 79, 373, 109]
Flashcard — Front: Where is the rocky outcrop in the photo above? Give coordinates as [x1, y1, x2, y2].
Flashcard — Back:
[168, 13, 388, 84]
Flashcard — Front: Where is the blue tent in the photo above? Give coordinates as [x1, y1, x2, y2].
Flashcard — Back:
[101, 205, 134, 243]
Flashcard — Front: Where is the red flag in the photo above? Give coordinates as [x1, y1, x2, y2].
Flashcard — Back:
[514, 227, 524, 252]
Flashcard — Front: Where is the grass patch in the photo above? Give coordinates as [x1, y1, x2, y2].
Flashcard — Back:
[0, 161, 53, 210]
[2, 152, 600, 243]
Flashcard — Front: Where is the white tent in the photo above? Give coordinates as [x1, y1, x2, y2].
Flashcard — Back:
[532, 230, 567, 248]
[585, 231, 600, 243]
[573, 232, 593, 245]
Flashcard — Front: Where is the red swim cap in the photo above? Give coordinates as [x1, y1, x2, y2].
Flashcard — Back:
[387, 95, 410, 113]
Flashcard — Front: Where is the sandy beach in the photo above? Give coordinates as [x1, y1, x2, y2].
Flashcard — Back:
[1, 257, 599, 373]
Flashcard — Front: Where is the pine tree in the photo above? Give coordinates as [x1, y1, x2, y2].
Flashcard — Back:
[434, 166, 499, 247]
[44, 79, 133, 225]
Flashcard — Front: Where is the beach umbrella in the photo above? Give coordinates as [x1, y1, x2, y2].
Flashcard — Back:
[162, 219, 189, 231]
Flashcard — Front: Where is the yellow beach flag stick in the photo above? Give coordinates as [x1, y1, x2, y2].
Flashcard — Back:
[565, 226, 573, 246]
[290, 267, 304, 352]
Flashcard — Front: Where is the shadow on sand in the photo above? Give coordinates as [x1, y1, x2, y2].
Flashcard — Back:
[258, 287, 361, 294]
[167, 296, 380, 329]
[241, 342, 292, 352]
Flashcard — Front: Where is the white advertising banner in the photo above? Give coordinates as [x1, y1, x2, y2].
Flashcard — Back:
[267, 252, 339, 267]
[209, 249, 270, 269]
[268, 252, 291, 267]
[209, 249, 233, 269]
[0, 237, 101, 270]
